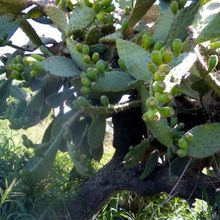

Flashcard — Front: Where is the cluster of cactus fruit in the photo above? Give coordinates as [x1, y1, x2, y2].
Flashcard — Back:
[84, 0, 115, 25]
[142, 38, 183, 124]
[176, 132, 193, 157]
[170, 0, 187, 14]
[76, 43, 108, 95]
[6, 54, 45, 81]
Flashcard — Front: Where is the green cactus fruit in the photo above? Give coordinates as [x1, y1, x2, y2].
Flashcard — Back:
[81, 76, 91, 86]
[184, 132, 193, 142]
[147, 62, 157, 74]
[92, 52, 100, 63]
[92, 2, 100, 13]
[15, 64, 24, 72]
[23, 56, 37, 66]
[80, 71, 87, 78]
[178, 0, 187, 8]
[153, 41, 164, 51]
[208, 55, 218, 72]
[162, 48, 173, 64]
[170, 1, 179, 15]
[155, 92, 172, 104]
[176, 149, 187, 158]
[83, 54, 91, 63]
[100, 95, 110, 107]
[15, 55, 23, 63]
[121, 19, 128, 33]
[159, 106, 174, 118]
[31, 61, 44, 73]
[100, 0, 112, 7]
[151, 50, 163, 66]
[11, 70, 20, 79]
[142, 33, 153, 50]
[178, 137, 188, 150]
[96, 60, 106, 73]
[30, 70, 39, 77]
[105, 4, 115, 13]
[142, 109, 161, 122]
[82, 45, 90, 55]
[158, 64, 171, 75]
[210, 41, 220, 50]
[81, 86, 91, 95]
[154, 70, 166, 81]
[96, 11, 108, 23]
[76, 43, 82, 52]
[77, 96, 91, 107]
[146, 97, 158, 109]
[170, 84, 181, 96]
[172, 38, 183, 57]
[153, 81, 166, 93]
[84, 0, 93, 7]
[31, 54, 45, 61]
[118, 58, 127, 70]
[87, 67, 99, 81]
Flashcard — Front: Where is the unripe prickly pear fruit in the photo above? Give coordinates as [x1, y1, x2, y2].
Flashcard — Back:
[96, 60, 106, 73]
[155, 92, 172, 104]
[208, 55, 218, 72]
[81, 86, 91, 95]
[153, 41, 164, 51]
[176, 149, 187, 158]
[100, 95, 110, 107]
[151, 50, 163, 66]
[77, 96, 91, 107]
[23, 56, 37, 66]
[147, 62, 157, 74]
[178, 137, 188, 150]
[159, 106, 174, 118]
[83, 54, 91, 63]
[170, 84, 181, 96]
[92, 52, 100, 63]
[162, 48, 173, 64]
[75, 43, 82, 52]
[184, 132, 193, 142]
[142, 33, 153, 51]
[170, 1, 179, 15]
[172, 38, 182, 57]
[154, 70, 166, 81]
[158, 64, 171, 75]
[153, 81, 166, 93]
[81, 76, 91, 87]
[82, 45, 90, 55]
[87, 67, 99, 81]
[142, 109, 161, 122]
[146, 97, 158, 109]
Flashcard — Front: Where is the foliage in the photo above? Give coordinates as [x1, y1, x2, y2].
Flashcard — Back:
[1, 0, 220, 218]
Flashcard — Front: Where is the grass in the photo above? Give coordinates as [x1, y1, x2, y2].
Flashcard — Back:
[0, 120, 215, 220]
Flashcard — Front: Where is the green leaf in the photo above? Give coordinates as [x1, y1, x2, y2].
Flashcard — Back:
[87, 114, 106, 150]
[126, 0, 156, 33]
[187, 123, 220, 159]
[42, 56, 80, 77]
[0, 79, 12, 114]
[166, 2, 200, 44]
[196, 12, 220, 43]
[140, 150, 158, 180]
[124, 139, 149, 167]
[93, 71, 133, 92]
[44, 5, 67, 32]
[45, 89, 75, 108]
[23, 91, 51, 127]
[116, 39, 152, 81]
[192, 0, 220, 43]
[153, 1, 174, 42]
[0, 15, 19, 40]
[65, 4, 96, 36]
[20, 131, 63, 185]
[66, 38, 91, 71]
[147, 118, 173, 147]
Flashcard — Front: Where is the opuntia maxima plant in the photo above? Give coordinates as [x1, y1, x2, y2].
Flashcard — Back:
[1, 0, 220, 219]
